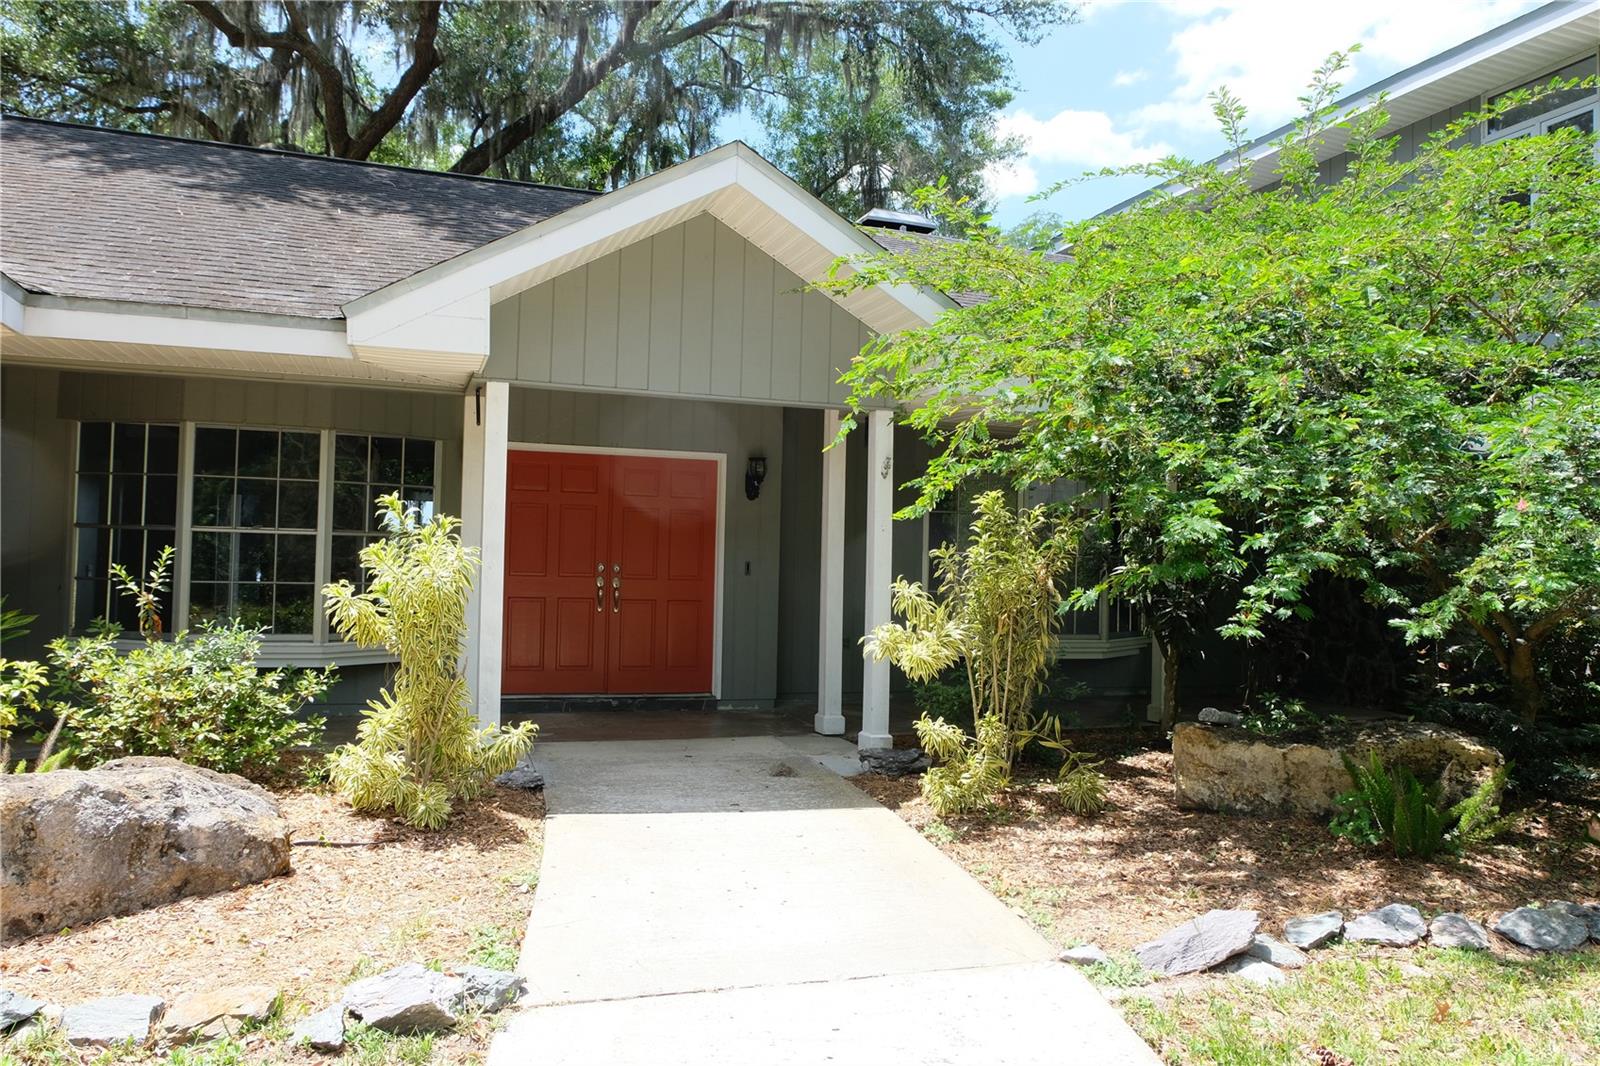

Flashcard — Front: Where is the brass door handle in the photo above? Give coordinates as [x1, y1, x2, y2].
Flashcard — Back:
[596, 563, 605, 612]
[612, 563, 621, 612]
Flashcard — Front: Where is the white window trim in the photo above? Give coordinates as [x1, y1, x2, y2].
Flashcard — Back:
[1481, 47, 1600, 145]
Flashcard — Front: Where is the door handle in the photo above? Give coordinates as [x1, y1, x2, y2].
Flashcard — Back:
[596, 563, 605, 612]
[612, 563, 621, 613]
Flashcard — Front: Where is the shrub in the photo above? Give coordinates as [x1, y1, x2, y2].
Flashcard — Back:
[324, 495, 536, 829]
[1330, 752, 1510, 859]
[1239, 693, 1341, 739]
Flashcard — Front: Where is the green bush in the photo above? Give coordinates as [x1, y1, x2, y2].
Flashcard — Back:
[1330, 752, 1510, 859]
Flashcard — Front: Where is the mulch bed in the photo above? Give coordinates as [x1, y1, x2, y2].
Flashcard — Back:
[853, 732, 1600, 953]
[0, 785, 544, 1011]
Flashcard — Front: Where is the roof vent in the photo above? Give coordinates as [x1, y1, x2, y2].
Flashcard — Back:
[855, 207, 937, 235]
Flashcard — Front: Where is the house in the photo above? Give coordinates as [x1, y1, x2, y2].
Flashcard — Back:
[2, 0, 1594, 742]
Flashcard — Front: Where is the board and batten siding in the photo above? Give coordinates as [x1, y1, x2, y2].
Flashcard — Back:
[507, 386, 786, 705]
[1317, 96, 1482, 185]
[486, 215, 874, 408]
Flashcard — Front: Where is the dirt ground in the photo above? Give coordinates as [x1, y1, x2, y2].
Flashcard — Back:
[853, 731, 1600, 953]
[0, 785, 544, 1014]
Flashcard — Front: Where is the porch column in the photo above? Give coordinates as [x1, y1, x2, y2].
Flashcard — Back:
[461, 380, 509, 729]
[815, 409, 847, 735]
[1146, 640, 1167, 724]
[859, 407, 895, 750]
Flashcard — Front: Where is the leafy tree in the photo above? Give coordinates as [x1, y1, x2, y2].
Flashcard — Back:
[324, 496, 535, 829]
[831, 56, 1600, 726]
[0, 0, 1070, 213]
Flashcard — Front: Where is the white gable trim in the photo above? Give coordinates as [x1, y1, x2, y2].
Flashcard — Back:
[343, 142, 952, 371]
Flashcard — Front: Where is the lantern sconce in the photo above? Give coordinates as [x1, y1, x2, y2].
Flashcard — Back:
[745, 456, 768, 500]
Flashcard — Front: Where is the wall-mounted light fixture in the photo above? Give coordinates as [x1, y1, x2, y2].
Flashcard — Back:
[745, 456, 768, 500]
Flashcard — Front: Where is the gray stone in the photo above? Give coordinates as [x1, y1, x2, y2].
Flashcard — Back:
[1545, 901, 1600, 943]
[1218, 956, 1288, 986]
[1133, 909, 1259, 977]
[1493, 906, 1591, 951]
[0, 989, 44, 1030]
[1172, 720, 1502, 817]
[0, 757, 289, 942]
[1428, 913, 1489, 950]
[62, 995, 164, 1047]
[343, 963, 463, 1033]
[1244, 934, 1308, 969]
[1058, 944, 1110, 967]
[159, 985, 278, 1042]
[495, 766, 544, 791]
[857, 747, 930, 777]
[290, 1004, 346, 1052]
[1284, 911, 1344, 949]
[1198, 707, 1244, 726]
[455, 967, 525, 1013]
[1345, 904, 1427, 946]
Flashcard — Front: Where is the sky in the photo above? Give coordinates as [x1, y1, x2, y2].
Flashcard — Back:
[983, 0, 1544, 226]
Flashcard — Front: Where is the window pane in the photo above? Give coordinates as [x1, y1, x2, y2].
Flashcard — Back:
[236, 532, 274, 583]
[1490, 56, 1599, 132]
[146, 424, 179, 475]
[278, 480, 318, 530]
[236, 583, 273, 630]
[331, 535, 365, 585]
[76, 527, 107, 581]
[188, 582, 226, 628]
[369, 488, 401, 532]
[110, 585, 140, 633]
[403, 440, 435, 487]
[280, 431, 320, 480]
[113, 527, 145, 575]
[74, 578, 108, 631]
[76, 474, 108, 525]
[274, 585, 314, 635]
[236, 430, 278, 478]
[112, 423, 146, 473]
[372, 437, 403, 483]
[276, 534, 316, 583]
[1548, 109, 1595, 135]
[406, 488, 435, 524]
[145, 475, 177, 528]
[236, 478, 276, 527]
[195, 427, 236, 475]
[335, 434, 368, 482]
[78, 422, 112, 472]
[190, 531, 229, 582]
[110, 474, 144, 525]
[333, 482, 368, 532]
[192, 476, 235, 526]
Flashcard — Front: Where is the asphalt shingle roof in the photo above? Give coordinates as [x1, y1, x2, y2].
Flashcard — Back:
[864, 228, 1068, 308]
[0, 116, 598, 319]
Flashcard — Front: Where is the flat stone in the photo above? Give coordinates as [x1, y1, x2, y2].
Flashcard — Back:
[343, 963, 463, 1033]
[1198, 708, 1243, 725]
[1133, 909, 1259, 977]
[160, 984, 277, 1042]
[1058, 944, 1110, 967]
[1345, 904, 1426, 946]
[1244, 934, 1308, 969]
[857, 748, 930, 777]
[456, 967, 525, 1013]
[1284, 911, 1344, 949]
[1428, 913, 1489, 950]
[1545, 902, 1600, 943]
[62, 995, 164, 1047]
[290, 1004, 346, 1052]
[1493, 907, 1591, 951]
[496, 766, 544, 791]
[0, 989, 44, 1030]
[1218, 956, 1287, 986]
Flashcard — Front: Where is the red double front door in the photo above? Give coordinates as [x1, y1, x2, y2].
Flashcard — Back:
[502, 449, 718, 695]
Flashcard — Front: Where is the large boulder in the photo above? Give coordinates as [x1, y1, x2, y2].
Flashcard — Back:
[1172, 720, 1502, 817]
[0, 757, 290, 942]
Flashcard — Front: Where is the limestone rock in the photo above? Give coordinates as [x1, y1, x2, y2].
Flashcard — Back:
[857, 748, 930, 777]
[1198, 708, 1244, 726]
[1588, 815, 1599, 845]
[1545, 901, 1600, 943]
[1172, 720, 1502, 817]
[1244, 934, 1308, 969]
[1428, 913, 1489, 950]
[290, 1004, 346, 1052]
[1284, 911, 1344, 949]
[62, 995, 164, 1047]
[0, 757, 289, 942]
[343, 963, 463, 1033]
[495, 766, 544, 791]
[1058, 944, 1110, 967]
[1218, 955, 1288, 986]
[1134, 909, 1259, 977]
[455, 967, 525, 1013]
[1494, 907, 1591, 951]
[1345, 904, 1426, 946]
[160, 985, 277, 1043]
[0, 989, 44, 1030]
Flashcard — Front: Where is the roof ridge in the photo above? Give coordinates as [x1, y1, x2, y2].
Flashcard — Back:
[0, 112, 603, 198]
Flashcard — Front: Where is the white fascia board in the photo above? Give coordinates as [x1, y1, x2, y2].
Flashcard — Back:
[13, 293, 353, 359]
[1, 274, 26, 333]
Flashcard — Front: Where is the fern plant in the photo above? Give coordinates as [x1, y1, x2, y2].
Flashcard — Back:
[324, 495, 536, 829]
[1331, 751, 1510, 859]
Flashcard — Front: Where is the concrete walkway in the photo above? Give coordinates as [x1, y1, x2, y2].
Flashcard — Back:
[488, 736, 1159, 1065]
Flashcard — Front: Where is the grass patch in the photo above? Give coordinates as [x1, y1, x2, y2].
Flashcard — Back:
[1085, 952, 1152, 990]
[344, 1021, 439, 1066]
[1123, 944, 1600, 1065]
[468, 923, 522, 971]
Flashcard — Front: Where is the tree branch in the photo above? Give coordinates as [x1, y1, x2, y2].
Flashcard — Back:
[348, 0, 443, 159]
[280, 1, 352, 156]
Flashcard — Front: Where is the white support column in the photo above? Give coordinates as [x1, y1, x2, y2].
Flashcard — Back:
[461, 381, 509, 730]
[815, 409, 847, 735]
[860, 408, 895, 750]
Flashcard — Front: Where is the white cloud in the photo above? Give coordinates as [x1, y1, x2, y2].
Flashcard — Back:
[986, 109, 1172, 201]
[1133, 0, 1541, 136]
[1112, 69, 1148, 88]
[984, 159, 1042, 199]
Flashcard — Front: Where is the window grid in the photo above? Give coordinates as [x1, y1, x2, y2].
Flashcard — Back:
[330, 435, 439, 586]
[70, 422, 179, 634]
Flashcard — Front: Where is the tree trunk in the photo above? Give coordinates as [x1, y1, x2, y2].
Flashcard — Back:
[1155, 633, 1179, 731]
[1506, 641, 1544, 726]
